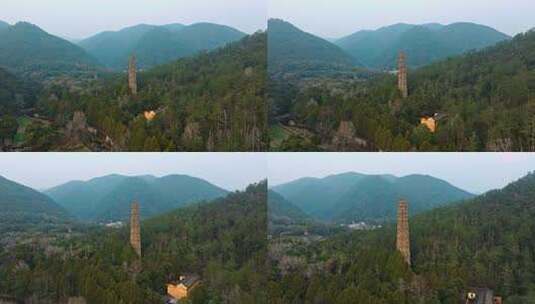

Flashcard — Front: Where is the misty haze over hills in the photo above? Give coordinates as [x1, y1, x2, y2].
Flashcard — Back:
[271, 172, 475, 223]
[0, 19, 249, 76]
[0, 173, 230, 229]
[268, 18, 511, 71]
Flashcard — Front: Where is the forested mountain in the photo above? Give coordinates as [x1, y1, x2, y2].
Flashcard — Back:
[0, 67, 40, 114]
[79, 22, 246, 69]
[268, 19, 356, 75]
[0, 182, 267, 304]
[268, 190, 310, 223]
[0, 22, 99, 79]
[0, 20, 9, 30]
[78, 24, 162, 68]
[0, 176, 69, 232]
[278, 29, 535, 152]
[45, 174, 228, 221]
[273, 172, 473, 222]
[268, 173, 535, 303]
[336, 22, 510, 69]
[34, 32, 266, 152]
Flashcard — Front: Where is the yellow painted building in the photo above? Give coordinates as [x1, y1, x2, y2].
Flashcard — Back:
[420, 117, 436, 133]
[167, 275, 200, 301]
[144, 111, 157, 121]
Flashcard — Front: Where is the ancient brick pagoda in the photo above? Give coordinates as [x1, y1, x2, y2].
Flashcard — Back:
[130, 202, 141, 257]
[128, 55, 137, 96]
[396, 199, 411, 266]
[398, 51, 408, 98]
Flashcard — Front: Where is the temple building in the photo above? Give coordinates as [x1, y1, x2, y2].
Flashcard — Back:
[166, 274, 201, 302]
[130, 202, 141, 257]
[396, 200, 411, 266]
[128, 55, 137, 95]
[398, 52, 408, 98]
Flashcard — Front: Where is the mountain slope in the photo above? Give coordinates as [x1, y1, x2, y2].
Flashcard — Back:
[0, 22, 99, 79]
[273, 172, 474, 222]
[44, 174, 129, 220]
[79, 22, 246, 69]
[45, 174, 228, 221]
[77, 24, 159, 68]
[268, 173, 535, 302]
[331, 174, 474, 222]
[36, 32, 267, 152]
[271, 172, 367, 217]
[268, 19, 356, 74]
[268, 190, 310, 223]
[1, 182, 267, 303]
[336, 22, 510, 69]
[0, 20, 9, 30]
[0, 176, 69, 231]
[0, 67, 40, 114]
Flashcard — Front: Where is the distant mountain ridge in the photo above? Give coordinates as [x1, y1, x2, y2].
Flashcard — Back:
[79, 22, 246, 69]
[335, 22, 510, 69]
[272, 172, 474, 222]
[45, 174, 228, 221]
[0, 22, 99, 78]
[0, 176, 69, 231]
[268, 190, 310, 223]
[268, 19, 357, 74]
[0, 20, 9, 30]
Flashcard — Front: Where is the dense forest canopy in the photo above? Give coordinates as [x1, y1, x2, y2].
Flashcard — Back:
[0, 181, 267, 304]
[0, 31, 266, 152]
[268, 173, 535, 303]
[270, 29, 535, 152]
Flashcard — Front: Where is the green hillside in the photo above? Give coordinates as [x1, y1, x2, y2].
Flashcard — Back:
[273, 173, 474, 222]
[331, 174, 474, 222]
[280, 29, 535, 151]
[0, 20, 9, 30]
[77, 24, 160, 69]
[0, 176, 69, 232]
[272, 172, 367, 218]
[0, 181, 267, 303]
[79, 22, 246, 69]
[46, 174, 228, 221]
[268, 190, 310, 223]
[268, 173, 535, 303]
[336, 22, 510, 69]
[0, 67, 40, 114]
[0, 22, 99, 79]
[33, 32, 267, 152]
[268, 19, 356, 75]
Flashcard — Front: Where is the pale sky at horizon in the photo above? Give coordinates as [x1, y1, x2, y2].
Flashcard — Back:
[268, 153, 535, 194]
[0, 153, 266, 191]
[0, 0, 267, 39]
[269, 0, 535, 38]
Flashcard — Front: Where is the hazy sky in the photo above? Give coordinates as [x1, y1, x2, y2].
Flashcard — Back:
[0, 153, 266, 191]
[0, 0, 267, 39]
[268, 153, 535, 194]
[269, 0, 535, 38]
